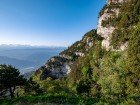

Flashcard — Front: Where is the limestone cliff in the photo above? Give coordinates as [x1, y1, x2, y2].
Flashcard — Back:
[97, 0, 126, 50]
[33, 30, 101, 80]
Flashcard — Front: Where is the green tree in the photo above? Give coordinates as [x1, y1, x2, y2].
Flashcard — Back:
[76, 65, 91, 96]
[0, 64, 26, 98]
[125, 22, 140, 97]
[25, 78, 43, 95]
[98, 52, 127, 100]
[76, 78, 92, 97]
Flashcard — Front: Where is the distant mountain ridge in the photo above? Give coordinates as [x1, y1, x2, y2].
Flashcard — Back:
[0, 56, 34, 69]
[0, 44, 66, 50]
[0, 46, 66, 73]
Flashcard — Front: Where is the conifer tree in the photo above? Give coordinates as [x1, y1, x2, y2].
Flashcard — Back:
[0, 64, 26, 98]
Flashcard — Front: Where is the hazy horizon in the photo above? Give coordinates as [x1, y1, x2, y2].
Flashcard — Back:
[0, 43, 67, 47]
[0, 45, 65, 73]
[0, 0, 106, 47]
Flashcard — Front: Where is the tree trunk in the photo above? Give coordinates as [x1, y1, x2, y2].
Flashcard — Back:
[9, 87, 14, 98]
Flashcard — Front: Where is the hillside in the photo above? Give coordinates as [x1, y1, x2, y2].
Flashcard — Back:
[33, 29, 103, 80]
[0, 0, 140, 104]
[32, 0, 140, 104]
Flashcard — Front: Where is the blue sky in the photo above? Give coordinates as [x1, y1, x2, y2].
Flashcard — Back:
[0, 0, 106, 47]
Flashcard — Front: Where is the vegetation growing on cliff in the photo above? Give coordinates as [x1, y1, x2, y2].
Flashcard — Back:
[0, 0, 140, 104]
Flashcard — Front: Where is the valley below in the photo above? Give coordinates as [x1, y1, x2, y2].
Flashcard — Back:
[0, 45, 65, 74]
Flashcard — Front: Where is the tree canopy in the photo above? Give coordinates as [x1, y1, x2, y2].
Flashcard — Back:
[0, 64, 26, 98]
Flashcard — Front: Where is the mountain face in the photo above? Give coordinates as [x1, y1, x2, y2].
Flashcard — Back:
[33, 0, 140, 82]
[33, 30, 102, 80]
[32, 0, 140, 99]
[97, 0, 126, 50]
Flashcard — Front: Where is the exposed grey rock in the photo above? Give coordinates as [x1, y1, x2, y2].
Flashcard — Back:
[40, 56, 72, 79]
[75, 52, 85, 57]
[36, 30, 97, 80]
[107, 0, 125, 5]
[97, 0, 127, 51]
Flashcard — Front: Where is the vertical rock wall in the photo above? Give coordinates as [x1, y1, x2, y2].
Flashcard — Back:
[97, 0, 125, 50]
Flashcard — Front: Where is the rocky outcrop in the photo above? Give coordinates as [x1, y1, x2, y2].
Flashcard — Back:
[40, 56, 71, 79]
[34, 30, 99, 80]
[75, 52, 85, 57]
[107, 0, 125, 5]
[97, 0, 126, 50]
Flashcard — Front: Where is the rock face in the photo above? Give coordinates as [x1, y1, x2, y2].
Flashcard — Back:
[107, 0, 125, 4]
[97, 0, 125, 50]
[34, 30, 99, 80]
[40, 56, 71, 79]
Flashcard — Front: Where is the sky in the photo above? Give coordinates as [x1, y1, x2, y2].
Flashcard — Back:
[0, 0, 106, 47]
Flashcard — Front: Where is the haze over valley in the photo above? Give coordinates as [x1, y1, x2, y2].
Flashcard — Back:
[0, 44, 65, 73]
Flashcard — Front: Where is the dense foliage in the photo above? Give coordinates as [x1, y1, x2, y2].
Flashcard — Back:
[0, 64, 26, 98]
